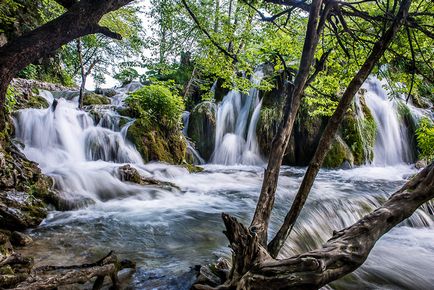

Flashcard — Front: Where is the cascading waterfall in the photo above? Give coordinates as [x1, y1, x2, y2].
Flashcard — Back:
[363, 77, 413, 165]
[211, 71, 264, 165]
[13, 91, 145, 202]
[12, 81, 434, 289]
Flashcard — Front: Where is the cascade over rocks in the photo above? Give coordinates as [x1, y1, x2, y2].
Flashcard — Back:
[255, 72, 378, 167]
[10, 78, 76, 110]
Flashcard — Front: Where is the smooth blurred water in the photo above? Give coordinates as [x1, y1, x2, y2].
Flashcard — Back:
[13, 88, 434, 290]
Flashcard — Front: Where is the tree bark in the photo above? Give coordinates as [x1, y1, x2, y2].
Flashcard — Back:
[267, 0, 412, 258]
[250, 0, 330, 246]
[77, 38, 86, 109]
[194, 162, 434, 290]
[0, 0, 131, 130]
[12, 251, 135, 290]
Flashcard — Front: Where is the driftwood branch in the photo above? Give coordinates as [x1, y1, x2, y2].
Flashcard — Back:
[12, 251, 135, 290]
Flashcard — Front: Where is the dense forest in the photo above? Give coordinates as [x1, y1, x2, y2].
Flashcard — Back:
[0, 0, 433, 289]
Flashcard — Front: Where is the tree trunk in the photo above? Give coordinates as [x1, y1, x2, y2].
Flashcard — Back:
[193, 162, 434, 290]
[250, 0, 330, 245]
[0, 0, 130, 131]
[77, 38, 86, 109]
[267, 0, 412, 258]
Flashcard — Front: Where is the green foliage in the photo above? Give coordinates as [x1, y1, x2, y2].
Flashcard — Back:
[5, 86, 17, 114]
[416, 117, 434, 161]
[127, 84, 185, 127]
[0, 0, 22, 32]
[17, 64, 38, 80]
[114, 68, 139, 85]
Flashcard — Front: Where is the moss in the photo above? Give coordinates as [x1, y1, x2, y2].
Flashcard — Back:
[182, 163, 204, 173]
[126, 114, 187, 164]
[341, 97, 376, 165]
[323, 136, 354, 168]
[83, 92, 111, 106]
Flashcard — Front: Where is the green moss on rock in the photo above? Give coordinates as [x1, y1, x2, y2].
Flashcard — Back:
[323, 136, 354, 168]
[341, 96, 376, 165]
[126, 115, 187, 164]
[83, 92, 111, 106]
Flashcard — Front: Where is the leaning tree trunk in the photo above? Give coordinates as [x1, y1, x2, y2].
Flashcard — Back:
[267, 0, 412, 258]
[250, 0, 331, 246]
[0, 0, 131, 131]
[193, 162, 434, 290]
[77, 38, 86, 109]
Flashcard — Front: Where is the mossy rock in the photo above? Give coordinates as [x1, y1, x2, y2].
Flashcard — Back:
[127, 116, 187, 164]
[323, 136, 354, 168]
[341, 95, 376, 165]
[0, 191, 47, 231]
[25, 94, 49, 109]
[187, 102, 217, 161]
[83, 92, 111, 106]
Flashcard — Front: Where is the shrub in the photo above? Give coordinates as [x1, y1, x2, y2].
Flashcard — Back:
[416, 117, 434, 161]
[126, 84, 185, 127]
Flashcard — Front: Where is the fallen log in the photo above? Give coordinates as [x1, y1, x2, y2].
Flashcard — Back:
[10, 251, 135, 290]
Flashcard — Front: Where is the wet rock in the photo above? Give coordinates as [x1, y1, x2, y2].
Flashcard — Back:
[323, 136, 355, 168]
[127, 117, 187, 164]
[118, 164, 142, 184]
[0, 191, 47, 231]
[10, 231, 33, 247]
[83, 92, 111, 106]
[0, 230, 13, 258]
[187, 102, 216, 161]
[341, 95, 377, 165]
[95, 87, 117, 98]
[118, 165, 179, 189]
[10, 78, 74, 110]
[415, 159, 427, 169]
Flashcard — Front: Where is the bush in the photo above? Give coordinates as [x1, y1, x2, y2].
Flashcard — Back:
[416, 117, 434, 161]
[126, 84, 185, 127]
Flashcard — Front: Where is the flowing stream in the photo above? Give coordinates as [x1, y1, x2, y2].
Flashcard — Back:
[13, 81, 434, 289]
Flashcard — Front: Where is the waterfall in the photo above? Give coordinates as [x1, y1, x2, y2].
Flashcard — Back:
[13, 91, 144, 202]
[211, 71, 264, 165]
[363, 78, 413, 166]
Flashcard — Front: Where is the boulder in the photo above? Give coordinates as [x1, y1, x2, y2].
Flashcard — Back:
[187, 102, 217, 161]
[10, 231, 33, 247]
[82, 92, 111, 106]
[0, 191, 47, 231]
[127, 116, 187, 164]
[323, 136, 355, 168]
